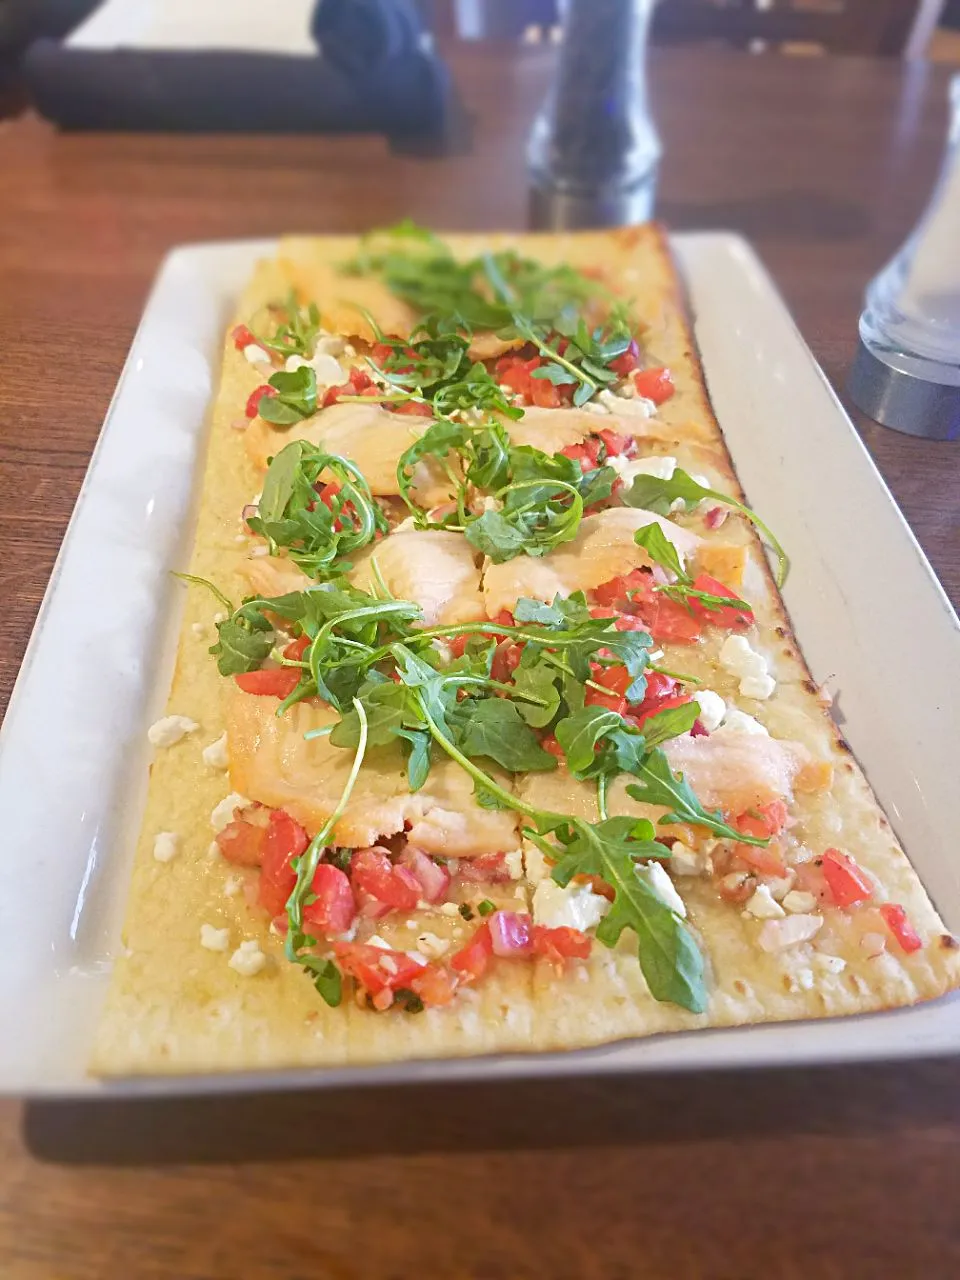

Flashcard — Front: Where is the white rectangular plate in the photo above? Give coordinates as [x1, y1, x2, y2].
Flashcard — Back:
[2, 233, 958, 1097]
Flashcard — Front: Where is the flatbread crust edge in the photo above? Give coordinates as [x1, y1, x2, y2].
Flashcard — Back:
[91, 227, 960, 1076]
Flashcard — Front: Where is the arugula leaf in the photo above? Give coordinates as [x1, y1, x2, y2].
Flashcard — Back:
[625, 748, 767, 844]
[509, 657, 562, 728]
[329, 677, 411, 748]
[396, 726, 432, 791]
[639, 702, 701, 749]
[252, 291, 321, 360]
[463, 509, 529, 560]
[514, 593, 594, 630]
[257, 367, 318, 426]
[530, 816, 706, 1013]
[634, 521, 686, 580]
[172, 572, 234, 615]
[624, 467, 789, 587]
[455, 698, 558, 773]
[555, 707, 622, 775]
[248, 443, 389, 579]
[210, 615, 274, 676]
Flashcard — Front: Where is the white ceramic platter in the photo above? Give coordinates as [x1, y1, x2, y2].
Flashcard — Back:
[2, 234, 958, 1097]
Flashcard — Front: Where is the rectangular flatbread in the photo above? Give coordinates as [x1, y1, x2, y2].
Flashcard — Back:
[92, 226, 960, 1075]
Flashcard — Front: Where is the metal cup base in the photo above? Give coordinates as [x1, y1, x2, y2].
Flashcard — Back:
[847, 339, 960, 441]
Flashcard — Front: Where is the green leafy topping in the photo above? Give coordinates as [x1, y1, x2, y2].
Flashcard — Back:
[633, 521, 753, 619]
[625, 467, 789, 587]
[625, 748, 766, 844]
[257, 367, 318, 426]
[252, 291, 322, 360]
[247, 441, 389, 578]
[531, 816, 706, 1013]
[476, 899, 496, 917]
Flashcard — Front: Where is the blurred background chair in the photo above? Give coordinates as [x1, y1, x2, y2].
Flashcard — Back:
[420, 0, 946, 57]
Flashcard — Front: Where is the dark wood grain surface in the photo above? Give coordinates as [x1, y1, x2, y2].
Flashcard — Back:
[1, 45, 959, 1279]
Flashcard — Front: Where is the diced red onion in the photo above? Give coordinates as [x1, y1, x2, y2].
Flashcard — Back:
[704, 505, 728, 529]
[401, 847, 451, 903]
[488, 910, 533, 956]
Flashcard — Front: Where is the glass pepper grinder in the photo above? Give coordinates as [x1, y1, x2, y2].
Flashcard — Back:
[527, 0, 660, 231]
[848, 74, 960, 441]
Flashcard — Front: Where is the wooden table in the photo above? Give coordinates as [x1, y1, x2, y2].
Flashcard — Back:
[1, 45, 959, 1279]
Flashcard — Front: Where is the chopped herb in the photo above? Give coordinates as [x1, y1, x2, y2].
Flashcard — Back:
[477, 899, 496, 917]
[458, 903, 475, 921]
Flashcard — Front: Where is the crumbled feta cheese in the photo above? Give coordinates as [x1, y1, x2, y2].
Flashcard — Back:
[228, 939, 267, 976]
[416, 932, 450, 959]
[719, 635, 776, 701]
[813, 952, 847, 974]
[860, 931, 887, 958]
[152, 831, 180, 863]
[439, 902, 461, 917]
[757, 914, 823, 952]
[782, 889, 817, 914]
[744, 884, 785, 920]
[795, 967, 815, 990]
[248, 545, 269, 559]
[502, 849, 524, 880]
[148, 714, 199, 748]
[243, 344, 271, 365]
[580, 399, 610, 415]
[532, 880, 610, 932]
[201, 732, 229, 770]
[342, 342, 356, 358]
[607, 453, 677, 486]
[283, 351, 344, 385]
[213, 611, 227, 624]
[379, 955, 398, 975]
[598, 388, 654, 417]
[316, 333, 346, 358]
[692, 688, 725, 733]
[666, 841, 703, 877]
[210, 793, 251, 832]
[191, 622, 206, 638]
[367, 935, 392, 950]
[642, 861, 687, 917]
[714, 707, 769, 737]
[200, 923, 230, 952]
[234, 533, 248, 544]
[223, 874, 243, 898]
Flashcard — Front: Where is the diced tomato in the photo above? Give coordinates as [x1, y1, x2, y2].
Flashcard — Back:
[585, 664, 633, 714]
[560, 437, 603, 469]
[456, 852, 511, 883]
[450, 921, 494, 982]
[392, 399, 433, 417]
[245, 385, 277, 418]
[316, 481, 341, 509]
[488, 910, 533, 956]
[400, 847, 451, 903]
[592, 568, 651, 609]
[410, 964, 458, 1007]
[821, 847, 874, 908]
[634, 366, 675, 405]
[447, 634, 470, 659]
[532, 925, 592, 965]
[687, 573, 754, 629]
[490, 639, 523, 684]
[498, 355, 542, 401]
[258, 810, 310, 917]
[302, 863, 356, 935]
[879, 903, 923, 954]
[216, 819, 266, 868]
[350, 847, 421, 912]
[541, 734, 565, 760]
[609, 340, 640, 378]
[334, 942, 426, 998]
[493, 610, 515, 628]
[596, 427, 633, 458]
[234, 667, 301, 698]
[348, 366, 373, 392]
[735, 800, 789, 842]
[647, 597, 703, 645]
[634, 692, 692, 729]
[231, 324, 257, 351]
[283, 633, 310, 661]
